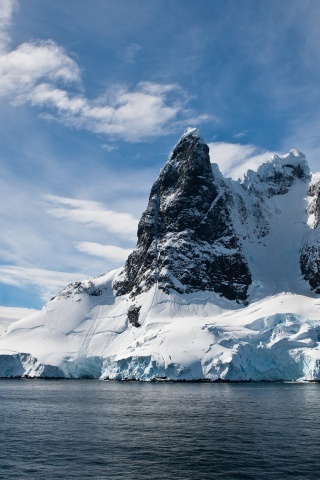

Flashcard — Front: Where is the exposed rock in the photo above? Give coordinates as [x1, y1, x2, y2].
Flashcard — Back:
[300, 241, 320, 294]
[307, 176, 320, 229]
[60, 280, 103, 298]
[242, 149, 310, 198]
[300, 175, 320, 293]
[127, 305, 141, 327]
[114, 128, 252, 303]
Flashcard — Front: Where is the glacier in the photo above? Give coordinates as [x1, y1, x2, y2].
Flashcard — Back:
[1, 128, 320, 381]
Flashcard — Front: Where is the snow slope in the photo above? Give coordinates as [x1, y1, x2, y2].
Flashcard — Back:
[1, 129, 320, 381]
[1, 275, 320, 381]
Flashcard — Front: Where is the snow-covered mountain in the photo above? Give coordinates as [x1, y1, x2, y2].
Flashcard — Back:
[1, 128, 320, 381]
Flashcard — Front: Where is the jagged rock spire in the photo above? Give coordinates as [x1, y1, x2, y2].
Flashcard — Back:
[114, 128, 252, 302]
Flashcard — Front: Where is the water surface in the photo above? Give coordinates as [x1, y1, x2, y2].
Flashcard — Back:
[0, 380, 319, 479]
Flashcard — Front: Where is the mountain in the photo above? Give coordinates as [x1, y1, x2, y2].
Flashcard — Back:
[114, 128, 251, 304]
[1, 128, 320, 381]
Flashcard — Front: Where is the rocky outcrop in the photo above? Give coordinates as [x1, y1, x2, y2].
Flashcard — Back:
[307, 176, 320, 229]
[114, 128, 252, 303]
[300, 241, 320, 294]
[241, 149, 310, 198]
[301, 175, 320, 293]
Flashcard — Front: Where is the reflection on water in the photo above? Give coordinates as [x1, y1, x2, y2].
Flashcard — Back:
[0, 380, 319, 479]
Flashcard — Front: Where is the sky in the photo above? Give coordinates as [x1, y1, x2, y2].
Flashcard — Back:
[1, 0, 320, 313]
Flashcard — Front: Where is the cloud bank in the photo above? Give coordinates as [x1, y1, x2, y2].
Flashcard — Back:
[0, 265, 88, 302]
[0, 1, 208, 142]
[209, 142, 276, 180]
[0, 305, 39, 334]
[45, 195, 139, 239]
[76, 242, 133, 263]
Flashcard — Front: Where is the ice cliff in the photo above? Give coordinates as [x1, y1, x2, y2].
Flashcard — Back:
[1, 128, 320, 381]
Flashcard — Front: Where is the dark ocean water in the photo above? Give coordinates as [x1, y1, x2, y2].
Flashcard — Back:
[0, 380, 319, 479]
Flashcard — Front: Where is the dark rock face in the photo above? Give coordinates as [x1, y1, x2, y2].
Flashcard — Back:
[127, 305, 141, 327]
[307, 180, 320, 229]
[300, 242, 320, 294]
[114, 128, 252, 303]
[301, 178, 320, 293]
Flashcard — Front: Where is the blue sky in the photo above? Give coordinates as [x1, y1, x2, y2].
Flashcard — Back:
[1, 0, 320, 311]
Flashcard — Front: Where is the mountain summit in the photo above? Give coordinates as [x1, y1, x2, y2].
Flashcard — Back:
[115, 128, 317, 322]
[1, 129, 320, 381]
[114, 127, 251, 303]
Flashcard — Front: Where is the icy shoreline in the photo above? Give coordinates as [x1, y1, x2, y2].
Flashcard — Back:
[2, 373, 320, 383]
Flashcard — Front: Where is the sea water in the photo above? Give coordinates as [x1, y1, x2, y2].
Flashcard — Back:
[0, 380, 319, 479]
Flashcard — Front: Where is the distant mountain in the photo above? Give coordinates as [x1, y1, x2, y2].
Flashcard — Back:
[1, 128, 320, 381]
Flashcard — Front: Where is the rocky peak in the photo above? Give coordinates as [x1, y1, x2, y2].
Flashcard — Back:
[114, 128, 252, 304]
[147, 127, 216, 235]
[242, 149, 310, 197]
[258, 149, 309, 180]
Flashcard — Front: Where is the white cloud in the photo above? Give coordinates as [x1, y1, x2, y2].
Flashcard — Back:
[125, 43, 141, 64]
[0, 166, 146, 308]
[26, 81, 203, 141]
[101, 143, 118, 152]
[0, 306, 39, 334]
[0, 4, 209, 142]
[208, 141, 276, 180]
[45, 195, 139, 239]
[0, 265, 89, 302]
[0, 41, 80, 99]
[0, 0, 17, 51]
[76, 242, 132, 263]
[233, 131, 248, 139]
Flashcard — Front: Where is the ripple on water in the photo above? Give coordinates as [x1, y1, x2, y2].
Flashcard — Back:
[0, 380, 319, 479]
